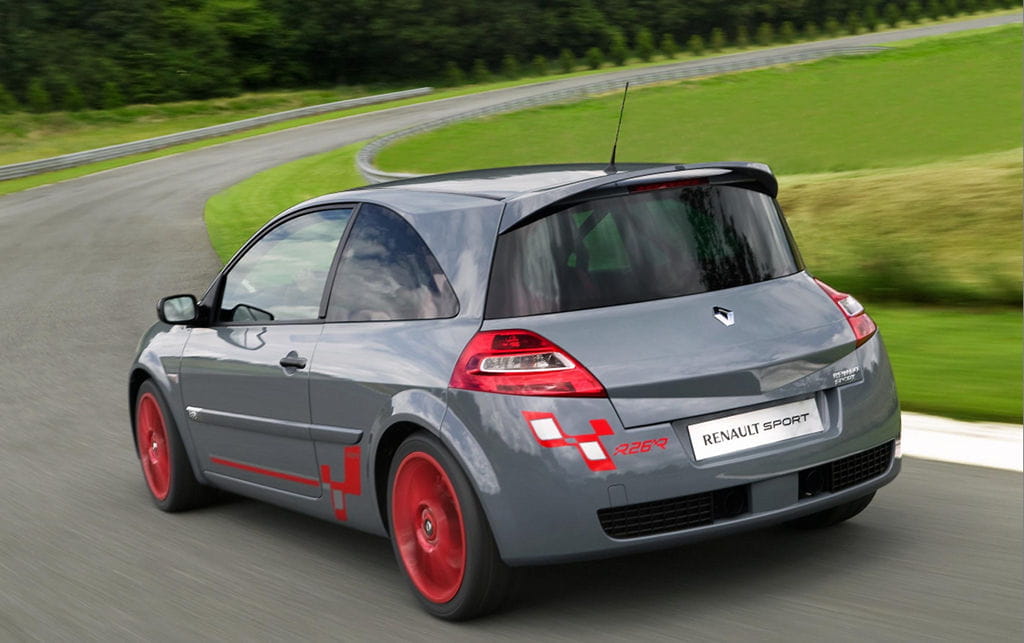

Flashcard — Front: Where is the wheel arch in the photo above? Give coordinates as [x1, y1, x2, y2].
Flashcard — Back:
[127, 363, 207, 485]
[128, 367, 157, 449]
[371, 408, 501, 539]
[373, 420, 423, 533]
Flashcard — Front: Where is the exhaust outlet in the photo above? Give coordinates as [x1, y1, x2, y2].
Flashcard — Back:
[799, 467, 827, 497]
[713, 486, 749, 519]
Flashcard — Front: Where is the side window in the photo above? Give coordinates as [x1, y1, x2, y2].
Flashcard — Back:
[327, 204, 458, 322]
[220, 208, 353, 322]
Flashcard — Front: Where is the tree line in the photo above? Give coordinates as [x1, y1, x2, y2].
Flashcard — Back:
[0, 0, 1014, 113]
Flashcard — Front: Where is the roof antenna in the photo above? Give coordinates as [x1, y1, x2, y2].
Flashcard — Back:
[606, 82, 630, 173]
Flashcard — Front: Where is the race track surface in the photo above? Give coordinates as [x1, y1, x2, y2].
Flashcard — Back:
[1, 14, 1020, 641]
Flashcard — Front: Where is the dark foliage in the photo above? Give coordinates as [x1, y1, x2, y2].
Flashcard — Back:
[0, 0, 974, 111]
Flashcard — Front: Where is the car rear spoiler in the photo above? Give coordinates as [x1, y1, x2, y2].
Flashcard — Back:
[499, 162, 778, 233]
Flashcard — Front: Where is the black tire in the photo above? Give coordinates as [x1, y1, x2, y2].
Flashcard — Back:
[134, 380, 211, 512]
[387, 431, 513, 620]
[787, 492, 876, 529]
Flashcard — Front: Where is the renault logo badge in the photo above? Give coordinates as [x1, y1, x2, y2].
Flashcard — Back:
[713, 306, 735, 326]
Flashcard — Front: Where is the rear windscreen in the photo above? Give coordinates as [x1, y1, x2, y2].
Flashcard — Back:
[485, 185, 801, 318]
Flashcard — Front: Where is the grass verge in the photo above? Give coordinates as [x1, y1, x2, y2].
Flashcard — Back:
[377, 26, 1021, 176]
[871, 305, 1021, 423]
[779, 150, 1021, 306]
[204, 142, 367, 262]
[0, 87, 376, 165]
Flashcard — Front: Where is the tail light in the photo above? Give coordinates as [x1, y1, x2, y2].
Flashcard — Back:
[449, 330, 606, 397]
[815, 279, 877, 347]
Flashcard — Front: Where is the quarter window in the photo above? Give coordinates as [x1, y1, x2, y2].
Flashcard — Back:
[327, 204, 458, 321]
[220, 208, 353, 322]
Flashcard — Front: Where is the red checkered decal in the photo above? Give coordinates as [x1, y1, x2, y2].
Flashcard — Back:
[522, 411, 616, 471]
[320, 445, 362, 521]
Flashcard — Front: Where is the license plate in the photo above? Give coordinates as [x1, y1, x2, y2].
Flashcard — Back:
[688, 398, 824, 461]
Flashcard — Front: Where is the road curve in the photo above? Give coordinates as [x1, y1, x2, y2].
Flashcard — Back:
[0, 14, 1020, 641]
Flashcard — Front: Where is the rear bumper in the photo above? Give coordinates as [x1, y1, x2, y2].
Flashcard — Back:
[442, 334, 900, 566]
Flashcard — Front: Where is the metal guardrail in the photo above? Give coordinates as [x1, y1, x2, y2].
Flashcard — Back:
[357, 46, 887, 183]
[0, 87, 434, 182]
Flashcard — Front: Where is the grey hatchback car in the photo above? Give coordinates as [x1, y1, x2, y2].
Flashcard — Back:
[130, 162, 900, 619]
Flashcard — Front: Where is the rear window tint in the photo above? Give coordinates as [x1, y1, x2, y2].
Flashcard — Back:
[486, 185, 800, 318]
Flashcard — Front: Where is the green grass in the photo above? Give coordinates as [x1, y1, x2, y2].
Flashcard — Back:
[377, 26, 1022, 175]
[0, 88, 373, 165]
[0, 73, 702, 197]
[779, 150, 1021, 306]
[871, 305, 1021, 423]
[205, 142, 367, 262]
[0, 89, 450, 198]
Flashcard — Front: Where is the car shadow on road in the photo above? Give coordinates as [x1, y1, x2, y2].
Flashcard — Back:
[193, 489, 909, 625]
[496, 516, 910, 623]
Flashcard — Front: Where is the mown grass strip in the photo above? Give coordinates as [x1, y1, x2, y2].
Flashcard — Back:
[870, 305, 1021, 423]
[779, 150, 1021, 307]
[377, 26, 1021, 176]
[0, 88, 372, 165]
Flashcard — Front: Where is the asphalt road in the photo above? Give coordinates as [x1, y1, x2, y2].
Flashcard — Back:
[1, 14, 1021, 641]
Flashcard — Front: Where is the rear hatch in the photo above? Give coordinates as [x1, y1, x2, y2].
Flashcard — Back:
[483, 179, 858, 428]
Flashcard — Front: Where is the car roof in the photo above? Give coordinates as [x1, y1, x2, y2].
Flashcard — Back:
[292, 162, 778, 232]
[356, 164, 666, 200]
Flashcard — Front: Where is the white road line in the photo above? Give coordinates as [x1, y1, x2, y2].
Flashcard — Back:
[901, 412, 1023, 472]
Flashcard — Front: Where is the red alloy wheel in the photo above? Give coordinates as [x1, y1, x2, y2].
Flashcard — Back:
[391, 451, 467, 603]
[136, 392, 171, 501]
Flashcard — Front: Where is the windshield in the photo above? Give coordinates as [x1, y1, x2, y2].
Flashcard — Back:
[486, 184, 801, 318]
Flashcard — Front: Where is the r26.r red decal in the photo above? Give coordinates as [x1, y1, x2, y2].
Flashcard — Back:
[613, 438, 669, 456]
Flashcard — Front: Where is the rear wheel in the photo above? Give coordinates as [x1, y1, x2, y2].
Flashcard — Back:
[388, 432, 512, 620]
[787, 492, 875, 529]
[134, 380, 210, 512]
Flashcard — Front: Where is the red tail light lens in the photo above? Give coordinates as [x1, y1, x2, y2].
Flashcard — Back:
[815, 279, 877, 347]
[450, 330, 607, 397]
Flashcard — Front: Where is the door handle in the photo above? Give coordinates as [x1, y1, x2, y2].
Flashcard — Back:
[279, 354, 307, 369]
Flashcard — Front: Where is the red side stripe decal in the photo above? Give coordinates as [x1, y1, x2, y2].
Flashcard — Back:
[211, 448, 363, 522]
[210, 456, 319, 486]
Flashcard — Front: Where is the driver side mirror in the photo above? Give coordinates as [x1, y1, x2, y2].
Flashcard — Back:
[157, 294, 199, 324]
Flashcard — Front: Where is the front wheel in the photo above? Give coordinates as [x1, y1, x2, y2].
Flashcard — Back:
[388, 432, 512, 620]
[787, 492, 876, 529]
[134, 380, 211, 512]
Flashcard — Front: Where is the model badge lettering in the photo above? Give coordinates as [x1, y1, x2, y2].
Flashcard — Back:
[701, 412, 811, 446]
[613, 438, 670, 455]
[832, 365, 862, 386]
[763, 412, 811, 430]
[702, 423, 759, 446]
